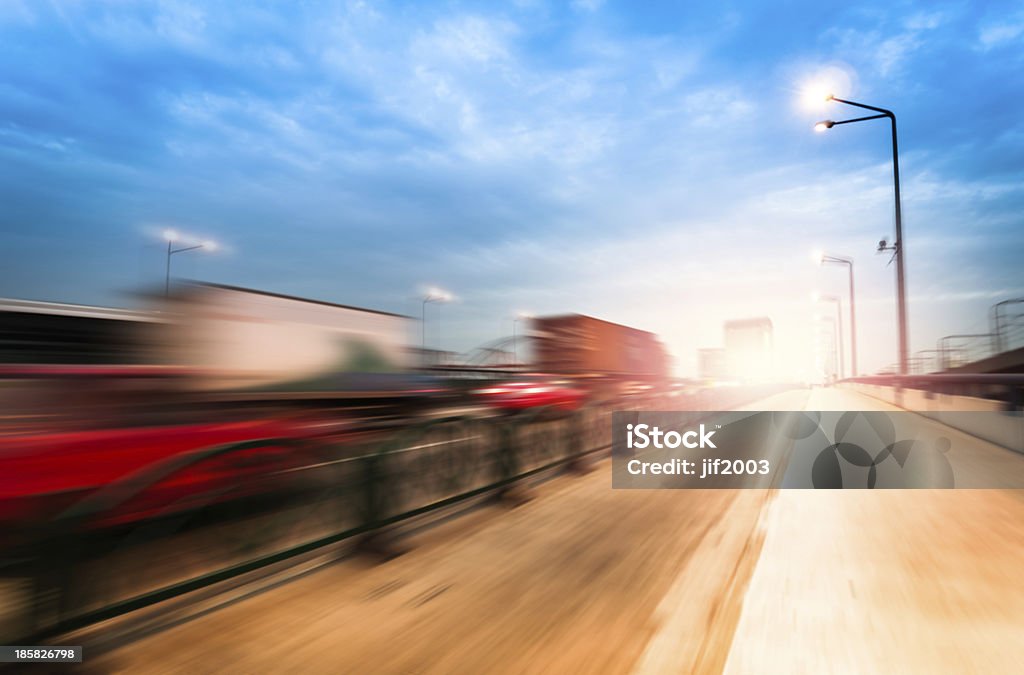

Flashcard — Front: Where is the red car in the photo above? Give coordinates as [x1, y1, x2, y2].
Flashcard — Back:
[0, 367, 362, 544]
[471, 376, 586, 412]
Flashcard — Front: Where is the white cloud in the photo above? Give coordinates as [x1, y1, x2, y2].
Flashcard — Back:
[571, 0, 604, 12]
[154, 0, 207, 46]
[0, 0, 34, 24]
[3, 1, 1021, 375]
[904, 10, 947, 31]
[824, 9, 949, 78]
[873, 33, 921, 77]
[318, 10, 697, 168]
[978, 16, 1024, 50]
[679, 86, 754, 128]
[415, 15, 517, 64]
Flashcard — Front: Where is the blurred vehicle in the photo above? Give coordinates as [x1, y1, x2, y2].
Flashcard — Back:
[157, 283, 414, 392]
[0, 283, 459, 551]
[0, 287, 460, 416]
[0, 292, 673, 554]
[471, 376, 586, 412]
[0, 366, 370, 546]
[531, 314, 670, 380]
[619, 380, 656, 398]
[0, 416, 338, 531]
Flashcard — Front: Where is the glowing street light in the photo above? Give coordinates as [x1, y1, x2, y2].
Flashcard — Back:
[813, 250, 858, 375]
[813, 93, 909, 376]
[164, 230, 217, 297]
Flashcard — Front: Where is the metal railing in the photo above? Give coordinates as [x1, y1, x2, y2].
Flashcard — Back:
[0, 382, 798, 644]
[0, 404, 614, 644]
[877, 296, 1024, 375]
[844, 373, 1024, 409]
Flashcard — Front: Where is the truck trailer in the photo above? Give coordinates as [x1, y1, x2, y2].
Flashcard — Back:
[530, 314, 670, 380]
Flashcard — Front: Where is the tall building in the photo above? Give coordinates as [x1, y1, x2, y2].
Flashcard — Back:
[724, 317, 774, 381]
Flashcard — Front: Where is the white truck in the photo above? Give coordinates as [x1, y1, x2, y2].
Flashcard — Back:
[159, 283, 415, 392]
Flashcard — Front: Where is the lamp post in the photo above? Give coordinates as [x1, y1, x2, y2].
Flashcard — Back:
[164, 230, 216, 297]
[814, 251, 858, 376]
[813, 292, 845, 379]
[421, 287, 452, 363]
[815, 95, 908, 376]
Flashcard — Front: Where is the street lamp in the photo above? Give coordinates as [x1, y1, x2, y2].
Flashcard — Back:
[164, 230, 216, 297]
[814, 94, 909, 376]
[421, 287, 452, 362]
[812, 292, 845, 379]
[813, 250, 858, 375]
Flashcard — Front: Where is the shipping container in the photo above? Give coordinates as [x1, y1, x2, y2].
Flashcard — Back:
[530, 314, 669, 379]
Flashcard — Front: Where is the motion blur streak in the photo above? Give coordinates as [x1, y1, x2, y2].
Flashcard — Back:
[0, 284, 740, 653]
[0, 279, 1019, 674]
[59, 388, 1021, 674]
[3, 282, 1024, 674]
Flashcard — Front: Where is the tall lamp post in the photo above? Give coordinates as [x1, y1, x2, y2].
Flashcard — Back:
[813, 250, 858, 376]
[815, 95, 908, 376]
[813, 292, 845, 379]
[164, 230, 216, 297]
[421, 287, 452, 363]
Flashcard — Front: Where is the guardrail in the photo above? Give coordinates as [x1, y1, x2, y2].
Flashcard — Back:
[839, 375, 1024, 452]
[0, 382, 798, 644]
[844, 373, 1024, 410]
[0, 403, 615, 644]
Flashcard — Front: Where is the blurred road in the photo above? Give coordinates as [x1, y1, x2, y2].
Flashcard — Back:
[91, 388, 1024, 674]
[722, 388, 1024, 674]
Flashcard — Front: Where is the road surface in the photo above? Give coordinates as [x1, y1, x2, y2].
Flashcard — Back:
[88, 388, 1024, 674]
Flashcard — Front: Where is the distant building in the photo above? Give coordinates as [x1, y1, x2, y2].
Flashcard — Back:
[697, 348, 728, 382]
[724, 317, 774, 381]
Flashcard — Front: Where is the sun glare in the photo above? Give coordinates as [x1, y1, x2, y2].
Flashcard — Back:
[797, 63, 855, 112]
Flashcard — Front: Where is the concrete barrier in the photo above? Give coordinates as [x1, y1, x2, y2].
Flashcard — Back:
[840, 383, 1024, 453]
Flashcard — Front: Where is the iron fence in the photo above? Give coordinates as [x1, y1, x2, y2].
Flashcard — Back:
[0, 404, 613, 644]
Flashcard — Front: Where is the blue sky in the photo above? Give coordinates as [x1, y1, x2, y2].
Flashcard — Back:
[1, 0, 1022, 376]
